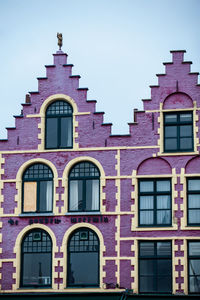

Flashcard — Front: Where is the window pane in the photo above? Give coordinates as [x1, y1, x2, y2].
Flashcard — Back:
[180, 137, 192, 150]
[157, 259, 171, 274]
[188, 179, 200, 191]
[165, 126, 177, 137]
[157, 276, 172, 293]
[157, 210, 170, 224]
[39, 181, 52, 212]
[188, 210, 200, 224]
[46, 118, 58, 148]
[140, 211, 153, 225]
[23, 182, 37, 212]
[180, 113, 192, 122]
[180, 125, 192, 137]
[157, 181, 170, 192]
[189, 242, 200, 256]
[69, 180, 83, 211]
[189, 276, 200, 293]
[68, 252, 98, 286]
[139, 276, 155, 293]
[140, 181, 153, 192]
[85, 179, 99, 211]
[60, 117, 72, 147]
[189, 260, 200, 276]
[188, 195, 200, 208]
[157, 242, 171, 256]
[157, 195, 170, 209]
[140, 242, 154, 256]
[140, 196, 154, 209]
[22, 253, 51, 286]
[165, 114, 177, 123]
[165, 138, 177, 150]
[140, 260, 154, 275]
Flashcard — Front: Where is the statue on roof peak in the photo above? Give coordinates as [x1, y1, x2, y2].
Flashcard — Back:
[57, 33, 63, 50]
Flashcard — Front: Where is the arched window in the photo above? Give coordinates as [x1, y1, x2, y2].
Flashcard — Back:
[21, 229, 52, 287]
[67, 228, 99, 287]
[45, 100, 73, 149]
[22, 163, 53, 213]
[69, 162, 100, 212]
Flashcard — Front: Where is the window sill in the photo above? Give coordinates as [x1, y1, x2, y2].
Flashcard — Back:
[19, 213, 54, 217]
[66, 212, 101, 216]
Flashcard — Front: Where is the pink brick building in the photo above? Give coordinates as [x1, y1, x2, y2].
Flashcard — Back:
[0, 48, 200, 299]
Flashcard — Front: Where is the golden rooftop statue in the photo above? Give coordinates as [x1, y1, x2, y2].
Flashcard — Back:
[57, 33, 63, 50]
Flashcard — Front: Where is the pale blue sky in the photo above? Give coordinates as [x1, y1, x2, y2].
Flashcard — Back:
[0, 0, 200, 137]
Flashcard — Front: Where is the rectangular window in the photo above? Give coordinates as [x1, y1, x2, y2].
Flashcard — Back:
[139, 179, 171, 226]
[187, 178, 200, 225]
[188, 241, 200, 293]
[164, 112, 193, 152]
[139, 241, 172, 294]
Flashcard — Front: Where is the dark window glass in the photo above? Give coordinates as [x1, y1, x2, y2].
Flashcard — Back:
[21, 229, 52, 287]
[69, 162, 100, 212]
[187, 179, 200, 225]
[139, 179, 171, 226]
[139, 241, 172, 294]
[164, 112, 193, 152]
[45, 100, 73, 149]
[22, 163, 53, 213]
[67, 228, 99, 287]
[188, 241, 200, 293]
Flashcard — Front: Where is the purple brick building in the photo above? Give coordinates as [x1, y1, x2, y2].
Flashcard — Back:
[0, 46, 200, 299]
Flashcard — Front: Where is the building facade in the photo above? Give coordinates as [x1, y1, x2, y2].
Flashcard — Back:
[0, 49, 200, 299]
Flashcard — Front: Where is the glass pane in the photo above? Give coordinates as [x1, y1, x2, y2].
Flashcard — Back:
[180, 137, 192, 150]
[157, 259, 172, 274]
[188, 210, 200, 224]
[189, 242, 200, 256]
[68, 252, 98, 286]
[39, 181, 52, 212]
[139, 276, 155, 293]
[140, 260, 154, 275]
[46, 118, 58, 148]
[86, 179, 99, 211]
[140, 181, 153, 192]
[157, 242, 171, 256]
[180, 125, 192, 137]
[157, 276, 172, 293]
[180, 113, 192, 122]
[165, 138, 177, 150]
[140, 196, 154, 209]
[189, 260, 200, 276]
[22, 253, 51, 286]
[165, 126, 177, 137]
[140, 211, 153, 225]
[188, 179, 200, 191]
[157, 181, 170, 192]
[189, 276, 200, 293]
[60, 117, 72, 147]
[157, 195, 170, 209]
[157, 210, 170, 224]
[188, 195, 200, 208]
[69, 180, 83, 211]
[165, 114, 177, 123]
[140, 242, 154, 256]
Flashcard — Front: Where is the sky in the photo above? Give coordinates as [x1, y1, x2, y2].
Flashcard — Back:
[0, 0, 200, 137]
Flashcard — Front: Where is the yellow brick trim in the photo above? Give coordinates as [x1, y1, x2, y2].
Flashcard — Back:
[115, 216, 120, 286]
[131, 241, 137, 292]
[0, 154, 5, 215]
[13, 224, 58, 291]
[60, 223, 106, 290]
[131, 172, 177, 231]
[36, 94, 79, 151]
[62, 156, 106, 213]
[14, 158, 58, 215]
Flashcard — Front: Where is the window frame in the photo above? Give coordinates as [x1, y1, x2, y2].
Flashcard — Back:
[22, 163, 54, 214]
[68, 162, 100, 213]
[187, 178, 200, 226]
[138, 178, 172, 227]
[67, 228, 100, 287]
[139, 241, 172, 294]
[45, 100, 73, 150]
[20, 229, 52, 288]
[188, 241, 200, 294]
[164, 111, 193, 153]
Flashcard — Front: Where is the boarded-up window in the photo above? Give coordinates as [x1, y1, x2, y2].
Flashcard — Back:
[24, 182, 37, 212]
